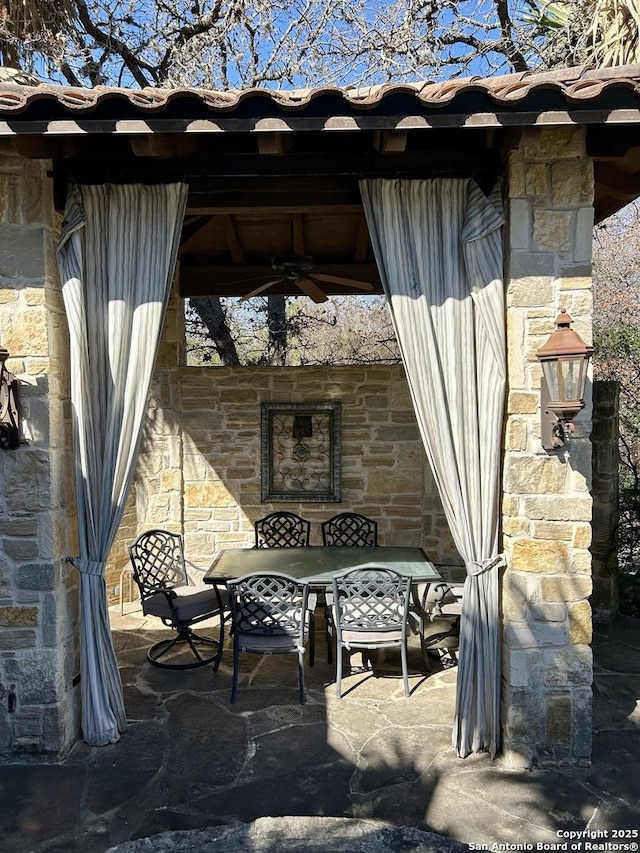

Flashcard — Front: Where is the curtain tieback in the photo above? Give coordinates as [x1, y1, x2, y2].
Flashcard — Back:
[467, 553, 505, 577]
[66, 557, 106, 576]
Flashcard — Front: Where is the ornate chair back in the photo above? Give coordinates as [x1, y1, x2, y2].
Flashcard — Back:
[321, 512, 378, 547]
[254, 512, 311, 548]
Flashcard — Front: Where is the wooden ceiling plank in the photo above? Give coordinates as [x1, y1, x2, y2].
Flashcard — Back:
[221, 214, 246, 263]
[292, 213, 305, 255]
[179, 215, 216, 256]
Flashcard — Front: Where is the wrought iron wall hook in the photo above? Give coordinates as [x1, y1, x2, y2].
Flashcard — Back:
[0, 345, 21, 449]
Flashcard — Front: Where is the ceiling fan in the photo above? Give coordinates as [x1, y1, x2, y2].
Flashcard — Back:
[236, 255, 375, 303]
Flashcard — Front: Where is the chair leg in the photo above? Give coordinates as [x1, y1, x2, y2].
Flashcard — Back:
[325, 605, 333, 664]
[335, 642, 343, 698]
[401, 640, 410, 698]
[298, 648, 306, 705]
[231, 641, 240, 704]
[309, 611, 315, 668]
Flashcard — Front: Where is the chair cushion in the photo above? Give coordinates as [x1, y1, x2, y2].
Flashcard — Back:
[341, 628, 403, 647]
[143, 584, 227, 623]
[236, 631, 307, 653]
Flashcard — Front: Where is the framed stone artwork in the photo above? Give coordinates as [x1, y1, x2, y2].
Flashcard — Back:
[261, 401, 342, 502]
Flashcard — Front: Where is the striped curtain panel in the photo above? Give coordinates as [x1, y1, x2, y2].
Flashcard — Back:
[57, 182, 188, 746]
[360, 178, 505, 758]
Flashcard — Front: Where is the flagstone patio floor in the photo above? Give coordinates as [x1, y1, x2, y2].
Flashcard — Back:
[0, 609, 639, 852]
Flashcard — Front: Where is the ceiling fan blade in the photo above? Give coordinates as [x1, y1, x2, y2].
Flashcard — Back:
[296, 277, 328, 303]
[239, 278, 281, 301]
[313, 273, 375, 291]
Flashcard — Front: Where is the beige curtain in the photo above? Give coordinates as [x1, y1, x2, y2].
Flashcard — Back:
[360, 178, 505, 757]
[57, 182, 188, 745]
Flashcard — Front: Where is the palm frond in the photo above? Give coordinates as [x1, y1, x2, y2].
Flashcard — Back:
[590, 0, 640, 66]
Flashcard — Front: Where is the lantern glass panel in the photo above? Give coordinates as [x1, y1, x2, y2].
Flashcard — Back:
[559, 357, 586, 402]
[541, 360, 559, 400]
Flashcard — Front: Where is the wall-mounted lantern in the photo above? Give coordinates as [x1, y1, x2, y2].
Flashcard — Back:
[536, 309, 594, 451]
[0, 345, 20, 449]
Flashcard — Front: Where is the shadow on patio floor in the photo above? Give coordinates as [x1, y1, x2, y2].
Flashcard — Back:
[0, 610, 638, 852]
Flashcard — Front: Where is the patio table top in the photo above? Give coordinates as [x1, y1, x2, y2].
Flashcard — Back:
[203, 545, 440, 586]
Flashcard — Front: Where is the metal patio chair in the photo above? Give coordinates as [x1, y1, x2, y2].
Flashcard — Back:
[410, 579, 464, 671]
[254, 511, 311, 548]
[331, 565, 412, 698]
[321, 512, 378, 662]
[128, 529, 229, 670]
[226, 572, 316, 704]
[321, 512, 378, 547]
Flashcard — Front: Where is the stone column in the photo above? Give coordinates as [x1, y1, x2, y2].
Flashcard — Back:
[503, 127, 594, 767]
[591, 380, 619, 622]
[0, 147, 78, 757]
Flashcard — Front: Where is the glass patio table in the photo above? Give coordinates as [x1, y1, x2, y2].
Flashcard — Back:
[203, 546, 441, 586]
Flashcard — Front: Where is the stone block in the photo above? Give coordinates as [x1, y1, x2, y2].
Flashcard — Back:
[572, 686, 592, 762]
[540, 575, 592, 602]
[551, 160, 593, 207]
[568, 600, 592, 644]
[0, 629, 36, 649]
[0, 605, 38, 626]
[0, 224, 45, 278]
[0, 516, 37, 536]
[503, 455, 567, 495]
[2, 538, 39, 560]
[532, 521, 573, 541]
[501, 685, 543, 768]
[523, 127, 585, 160]
[507, 391, 538, 415]
[503, 648, 542, 688]
[530, 601, 566, 622]
[505, 620, 568, 648]
[160, 470, 182, 492]
[505, 418, 528, 452]
[14, 563, 55, 591]
[572, 524, 592, 549]
[502, 516, 530, 538]
[533, 210, 573, 251]
[526, 163, 550, 197]
[544, 646, 592, 686]
[571, 550, 592, 574]
[507, 275, 554, 307]
[522, 494, 592, 521]
[545, 694, 572, 744]
[374, 425, 419, 442]
[185, 481, 234, 508]
[511, 539, 569, 574]
[509, 199, 531, 250]
[574, 207, 594, 263]
[508, 252, 555, 280]
[19, 649, 59, 704]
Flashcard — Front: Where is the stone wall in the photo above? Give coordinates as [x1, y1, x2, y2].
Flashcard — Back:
[0, 147, 78, 757]
[107, 290, 461, 597]
[503, 126, 594, 767]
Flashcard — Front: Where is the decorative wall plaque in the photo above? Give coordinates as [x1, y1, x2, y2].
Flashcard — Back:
[261, 401, 341, 502]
